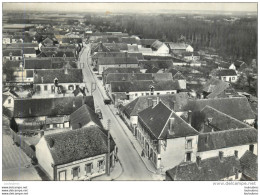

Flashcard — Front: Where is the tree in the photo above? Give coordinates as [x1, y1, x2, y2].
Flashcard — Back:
[3, 66, 16, 82]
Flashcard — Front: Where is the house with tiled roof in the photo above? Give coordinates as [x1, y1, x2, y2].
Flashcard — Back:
[217, 61, 236, 70]
[96, 57, 139, 74]
[21, 47, 37, 58]
[109, 80, 180, 103]
[140, 39, 157, 48]
[13, 96, 94, 130]
[166, 155, 242, 181]
[240, 150, 257, 181]
[210, 69, 238, 83]
[184, 97, 256, 125]
[102, 67, 141, 81]
[70, 104, 103, 130]
[139, 60, 174, 73]
[136, 101, 199, 170]
[151, 40, 169, 54]
[201, 78, 238, 99]
[121, 93, 189, 128]
[197, 128, 257, 160]
[33, 67, 85, 97]
[167, 42, 193, 54]
[168, 69, 186, 89]
[3, 49, 22, 60]
[35, 126, 116, 180]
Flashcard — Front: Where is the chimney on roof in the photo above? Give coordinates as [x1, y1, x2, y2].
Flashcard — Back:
[188, 110, 192, 125]
[219, 151, 224, 162]
[234, 150, 238, 158]
[196, 156, 201, 168]
[168, 117, 175, 136]
[41, 77, 44, 83]
[147, 98, 153, 107]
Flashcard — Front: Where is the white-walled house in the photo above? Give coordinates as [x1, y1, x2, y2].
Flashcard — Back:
[13, 96, 95, 130]
[2, 90, 19, 111]
[33, 68, 85, 97]
[210, 69, 238, 83]
[136, 101, 199, 170]
[197, 128, 257, 161]
[3, 49, 22, 61]
[109, 80, 180, 103]
[36, 127, 116, 180]
[151, 40, 169, 54]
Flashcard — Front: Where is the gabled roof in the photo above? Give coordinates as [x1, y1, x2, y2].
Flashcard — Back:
[111, 80, 180, 93]
[70, 104, 102, 129]
[201, 106, 251, 132]
[140, 39, 157, 46]
[92, 52, 143, 60]
[168, 42, 189, 50]
[198, 128, 257, 152]
[3, 49, 22, 56]
[14, 96, 94, 118]
[151, 40, 164, 50]
[166, 156, 241, 181]
[139, 60, 174, 70]
[218, 61, 231, 69]
[211, 69, 237, 77]
[240, 150, 258, 180]
[44, 126, 115, 166]
[34, 69, 83, 84]
[24, 58, 52, 69]
[105, 73, 153, 84]
[185, 97, 255, 121]
[97, 57, 138, 65]
[22, 47, 36, 54]
[103, 67, 141, 75]
[202, 78, 232, 98]
[138, 101, 198, 139]
[3, 60, 23, 69]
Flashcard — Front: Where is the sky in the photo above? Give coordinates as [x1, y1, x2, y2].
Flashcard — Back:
[3, 2, 257, 13]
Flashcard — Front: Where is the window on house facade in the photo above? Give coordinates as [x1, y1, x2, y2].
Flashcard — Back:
[59, 171, 66, 181]
[249, 144, 254, 153]
[146, 93, 149, 96]
[85, 163, 93, 174]
[157, 93, 160, 95]
[223, 77, 226, 81]
[186, 152, 192, 162]
[8, 99, 11, 104]
[232, 77, 235, 80]
[186, 139, 192, 149]
[171, 92, 175, 94]
[72, 167, 80, 179]
[135, 93, 138, 96]
[141, 93, 144, 96]
[98, 160, 105, 170]
[44, 85, 48, 91]
[68, 85, 74, 90]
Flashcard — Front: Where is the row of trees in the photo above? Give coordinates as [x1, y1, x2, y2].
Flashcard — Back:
[88, 14, 257, 64]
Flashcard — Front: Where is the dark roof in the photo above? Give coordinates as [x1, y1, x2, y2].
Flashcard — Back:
[111, 80, 180, 93]
[105, 73, 153, 84]
[211, 69, 237, 77]
[185, 97, 255, 121]
[218, 61, 231, 69]
[92, 52, 143, 60]
[97, 57, 138, 65]
[7, 43, 38, 48]
[151, 40, 164, 50]
[103, 67, 141, 75]
[55, 50, 75, 57]
[22, 47, 36, 54]
[62, 38, 82, 44]
[121, 37, 139, 45]
[70, 104, 103, 129]
[140, 39, 157, 46]
[34, 69, 83, 84]
[139, 60, 173, 70]
[240, 151, 258, 180]
[24, 58, 52, 69]
[14, 96, 94, 118]
[166, 156, 241, 181]
[201, 106, 250, 132]
[198, 128, 257, 152]
[138, 101, 198, 139]
[3, 49, 22, 56]
[3, 60, 23, 69]
[44, 126, 115, 165]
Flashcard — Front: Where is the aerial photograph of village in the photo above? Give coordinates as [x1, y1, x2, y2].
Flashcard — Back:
[2, 2, 258, 183]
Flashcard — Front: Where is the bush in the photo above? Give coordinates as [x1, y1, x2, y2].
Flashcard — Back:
[93, 67, 97, 71]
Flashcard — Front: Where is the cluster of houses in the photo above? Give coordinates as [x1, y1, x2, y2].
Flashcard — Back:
[2, 19, 257, 181]
[3, 22, 118, 181]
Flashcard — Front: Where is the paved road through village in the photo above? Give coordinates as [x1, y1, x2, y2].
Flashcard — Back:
[78, 43, 160, 180]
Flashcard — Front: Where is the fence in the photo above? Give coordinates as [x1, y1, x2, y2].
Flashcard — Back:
[9, 128, 36, 160]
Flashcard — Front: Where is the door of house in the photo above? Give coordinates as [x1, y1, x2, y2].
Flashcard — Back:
[59, 171, 66, 181]
[72, 167, 79, 179]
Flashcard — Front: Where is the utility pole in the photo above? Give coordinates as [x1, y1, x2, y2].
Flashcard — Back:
[107, 119, 111, 176]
